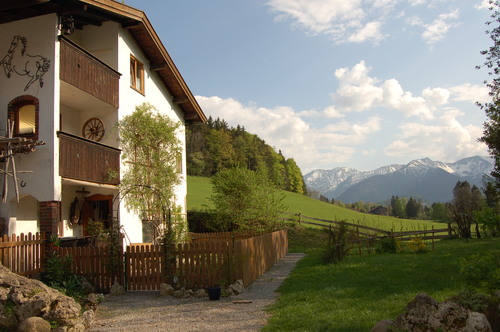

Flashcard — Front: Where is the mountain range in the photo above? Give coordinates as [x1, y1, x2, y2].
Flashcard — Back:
[303, 156, 494, 204]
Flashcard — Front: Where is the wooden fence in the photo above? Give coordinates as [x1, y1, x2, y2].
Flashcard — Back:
[283, 212, 449, 252]
[57, 246, 124, 291]
[0, 233, 46, 278]
[125, 229, 288, 290]
[0, 230, 288, 292]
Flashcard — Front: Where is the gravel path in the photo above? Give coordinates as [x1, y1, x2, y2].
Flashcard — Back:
[89, 253, 305, 332]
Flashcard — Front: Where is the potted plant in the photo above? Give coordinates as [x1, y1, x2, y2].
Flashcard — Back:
[206, 284, 222, 301]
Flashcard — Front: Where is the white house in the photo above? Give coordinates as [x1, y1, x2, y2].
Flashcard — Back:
[0, 0, 206, 244]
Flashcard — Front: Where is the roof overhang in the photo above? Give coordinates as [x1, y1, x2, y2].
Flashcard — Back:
[0, 0, 207, 124]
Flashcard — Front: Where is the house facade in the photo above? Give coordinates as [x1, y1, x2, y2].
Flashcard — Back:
[0, 0, 206, 243]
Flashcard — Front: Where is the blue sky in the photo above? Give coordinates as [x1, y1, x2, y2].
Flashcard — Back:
[125, 0, 493, 173]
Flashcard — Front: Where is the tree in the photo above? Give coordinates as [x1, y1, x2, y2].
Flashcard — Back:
[448, 181, 484, 239]
[431, 202, 449, 222]
[209, 168, 286, 232]
[406, 197, 420, 219]
[391, 196, 407, 218]
[283, 158, 305, 194]
[478, 1, 500, 187]
[117, 103, 183, 243]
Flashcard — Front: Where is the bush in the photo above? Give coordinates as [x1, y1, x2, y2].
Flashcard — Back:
[405, 237, 428, 253]
[376, 236, 398, 254]
[210, 168, 286, 232]
[322, 223, 351, 264]
[459, 250, 500, 292]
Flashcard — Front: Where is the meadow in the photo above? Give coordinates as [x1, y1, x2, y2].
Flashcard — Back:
[187, 175, 445, 232]
[187, 175, 499, 331]
[263, 228, 499, 331]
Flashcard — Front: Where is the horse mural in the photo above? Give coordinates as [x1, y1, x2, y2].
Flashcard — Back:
[0, 35, 50, 91]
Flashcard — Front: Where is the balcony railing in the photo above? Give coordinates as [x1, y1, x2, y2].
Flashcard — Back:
[58, 132, 120, 185]
[59, 36, 120, 108]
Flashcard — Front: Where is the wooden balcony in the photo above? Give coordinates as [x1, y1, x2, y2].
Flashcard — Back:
[59, 37, 120, 108]
[58, 132, 120, 185]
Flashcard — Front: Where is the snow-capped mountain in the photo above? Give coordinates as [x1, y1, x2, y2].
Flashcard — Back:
[304, 156, 494, 203]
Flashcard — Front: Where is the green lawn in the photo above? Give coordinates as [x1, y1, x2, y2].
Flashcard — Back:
[263, 228, 499, 332]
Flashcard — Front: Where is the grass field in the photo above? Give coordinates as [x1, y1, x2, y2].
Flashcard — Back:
[187, 175, 445, 232]
[186, 175, 498, 331]
[264, 228, 500, 332]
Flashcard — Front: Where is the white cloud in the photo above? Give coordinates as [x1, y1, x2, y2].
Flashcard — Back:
[196, 95, 381, 172]
[267, 0, 390, 44]
[384, 109, 487, 160]
[475, 0, 491, 10]
[449, 83, 490, 103]
[333, 61, 435, 119]
[420, 10, 460, 44]
[267, 0, 363, 35]
[347, 21, 386, 43]
[267, 0, 460, 44]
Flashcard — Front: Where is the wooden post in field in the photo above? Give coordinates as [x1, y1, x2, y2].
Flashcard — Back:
[357, 227, 361, 256]
[432, 225, 435, 252]
[298, 212, 301, 225]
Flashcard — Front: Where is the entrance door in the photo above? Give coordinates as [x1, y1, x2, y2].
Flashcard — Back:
[82, 194, 113, 236]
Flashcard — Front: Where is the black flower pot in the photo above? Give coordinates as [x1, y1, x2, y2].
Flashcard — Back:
[207, 286, 221, 301]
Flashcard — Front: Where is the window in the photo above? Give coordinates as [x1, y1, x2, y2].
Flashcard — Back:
[8, 95, 39, 140]
[130, 55, 144, 94]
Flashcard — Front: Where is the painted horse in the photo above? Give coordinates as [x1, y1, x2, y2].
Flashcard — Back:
[0, 35, 50, 91]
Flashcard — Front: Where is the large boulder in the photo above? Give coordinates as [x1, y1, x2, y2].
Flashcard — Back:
[392, 293, 492, 332]
[0, 263, 86, 331]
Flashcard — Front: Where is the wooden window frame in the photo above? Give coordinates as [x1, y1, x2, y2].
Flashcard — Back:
[8, 95, 39, 140]
[130, 55, 145, 94]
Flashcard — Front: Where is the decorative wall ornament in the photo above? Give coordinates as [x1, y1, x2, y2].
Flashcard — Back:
[82, 117, 105, 142]
[0, 35, 50, 91]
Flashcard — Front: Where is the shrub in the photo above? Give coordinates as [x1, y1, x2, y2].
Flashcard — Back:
[376, 236, 398, 254]
[406, 237, 428, 253]
[322, 222, 351, 264]
[459, 250, 500, 292]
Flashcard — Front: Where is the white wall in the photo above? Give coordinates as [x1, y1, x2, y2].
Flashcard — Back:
[0, 14, 60, 235]
[116, 28, 188, 243]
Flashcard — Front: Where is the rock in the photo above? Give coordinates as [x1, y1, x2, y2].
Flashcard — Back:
[370, 319, 393, 332]
[159, 284, 174, 296]
[81, 309, 94, 329]
[393, 293, 492, 332]
[429, 301, 467, 330]
[109, 282, 125, 296]
[84, 293, 102, 311]
[183, 289, 194, 298]
[0, 264, 85, 331]
[465, 311, 494, 332]
[172, 287, 185, 298]
[66, 323, 85, 332]
[45, 296, 81, 326]
[17, 316, 51, 332]
[228, 280, 244, 295]
[194, 289, 206, 298]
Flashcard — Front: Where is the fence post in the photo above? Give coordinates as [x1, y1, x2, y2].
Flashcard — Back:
[298, 212, 302, 225]
[357, 227, 361, 256]
[432, 225, 435, 252]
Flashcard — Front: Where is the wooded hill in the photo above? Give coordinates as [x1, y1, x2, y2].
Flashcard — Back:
[186, 117, 306, 194]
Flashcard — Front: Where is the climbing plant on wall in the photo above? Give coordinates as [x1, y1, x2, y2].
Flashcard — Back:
[117, 102, 183, 243]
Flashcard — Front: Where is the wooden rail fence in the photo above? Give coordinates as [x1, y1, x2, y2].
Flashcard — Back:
[283, 212, 449, 252]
